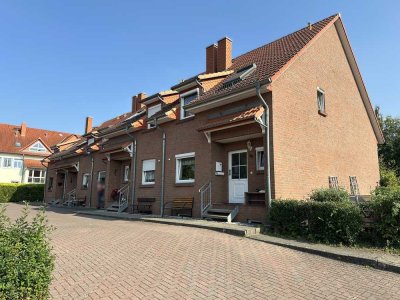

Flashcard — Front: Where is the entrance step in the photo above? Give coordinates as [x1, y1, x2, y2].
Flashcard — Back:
[203, 205, 240, 223]
[106, 201, 124, 212]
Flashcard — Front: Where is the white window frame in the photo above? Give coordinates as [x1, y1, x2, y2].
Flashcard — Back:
[13, 159, 23, 169]
[82, 173, 90, 189]
[175, 152, 195, 183]
[180, 88, 199, 119]
[142, 159, 156, 185]
[123, 165, 130, 182]
[2, 157, 12, 168]
[27, 169, 46, 184]
[255, 147, 265, 171]
[317, 87, 326, 114]
[29, 141, 47, 152]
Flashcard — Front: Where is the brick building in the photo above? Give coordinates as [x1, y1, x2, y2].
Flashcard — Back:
[45, 14, 384, 223]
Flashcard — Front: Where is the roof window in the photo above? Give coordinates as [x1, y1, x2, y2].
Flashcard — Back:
[221, 63, 257, 89]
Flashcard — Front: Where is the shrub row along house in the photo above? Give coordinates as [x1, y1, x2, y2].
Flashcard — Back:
[44, 14, 384, 223]
[0, 122, 78, 184]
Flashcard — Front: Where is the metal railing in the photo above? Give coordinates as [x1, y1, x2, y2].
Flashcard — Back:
[63, 188, 76, 206]
[118, 184, 129, 213]
[199, 181, 212, 218]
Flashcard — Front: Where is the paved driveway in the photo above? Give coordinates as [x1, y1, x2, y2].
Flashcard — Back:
[4, 204, 400, 299]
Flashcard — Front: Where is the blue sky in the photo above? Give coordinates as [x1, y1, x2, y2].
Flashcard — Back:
[0, 1, 399, 134]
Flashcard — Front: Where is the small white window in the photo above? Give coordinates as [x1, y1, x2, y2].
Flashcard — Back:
[255, 147, 265, 171]
[317, 88, 326, 114]
[29, 141, 47, 152]
[2, 157, 12, 168]
[82, 173, 90, 189]
[180, 89, 198, 119]
[123, 165, 130, 182]
[142, 159, 156, 185]
[175, 152, 195, 183]
[13, 159, 23, 169]
[28, 169, 45, 183]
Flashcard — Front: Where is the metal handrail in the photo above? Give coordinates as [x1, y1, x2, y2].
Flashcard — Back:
[118, 184, 129, 213]
[199, 181, 211, 218]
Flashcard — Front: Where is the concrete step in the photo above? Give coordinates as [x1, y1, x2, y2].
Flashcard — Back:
[206, 208, 232, 215]
[204, 214, 229, 221]
[106, 207, 119, 212]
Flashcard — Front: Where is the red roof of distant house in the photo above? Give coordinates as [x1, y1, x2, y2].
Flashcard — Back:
[0, 123, 77, 156]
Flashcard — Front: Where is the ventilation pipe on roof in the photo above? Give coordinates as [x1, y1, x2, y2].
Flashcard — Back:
[255, 81, 272, 218]
[308, 22, 313, 30]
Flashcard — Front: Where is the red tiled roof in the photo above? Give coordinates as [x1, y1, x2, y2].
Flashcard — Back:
[197, 106, 264, 131]
[189, 14, 339, 106]
[94, 112, 134, 131]
[24, 159, 46, 169]
[0, 123, 76, 156]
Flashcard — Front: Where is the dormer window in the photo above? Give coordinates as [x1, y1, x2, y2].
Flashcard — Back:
[180, 88, 199, 119]
[147, 103, 161, 129]
[29, 141, 46, 152]
[222, 63, 256, 89]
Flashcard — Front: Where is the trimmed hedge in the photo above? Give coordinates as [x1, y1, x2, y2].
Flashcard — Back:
[310, 187, 350, 202]
[0, 204, 55, 299]
[270, 200, 363, 245]
[372, 187, 400, 247]
[0, 184, 44, 203]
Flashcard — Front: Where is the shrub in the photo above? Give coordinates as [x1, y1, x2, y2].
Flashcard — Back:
[372, 187, 400, 247]
[0, 184, 44, 203]
[380, 168, 400, 188]
[270, 200, 363, 245]
[309, 187, 350, 202]
[0, 203, 55, 299]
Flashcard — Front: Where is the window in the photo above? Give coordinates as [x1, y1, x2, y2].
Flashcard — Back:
[47, 177, 54, 191]
[82, 173, 90, 189]
[180, 89, 198, 119]
[349, 176, 359, 196]
[147, 104, 162, 129]
[13, 159, 23, 169]
[256, 147, 264, 171]
[28, 169, 45, 183]
[2, 157, 12, 168]
[142, 159, 156, 184]
[175, 153, 195, 183]
[328, 176, 339, 189]
[317, 87, 326, 114]
[123, 165, 130, 182]
[29, 141, 47, 152]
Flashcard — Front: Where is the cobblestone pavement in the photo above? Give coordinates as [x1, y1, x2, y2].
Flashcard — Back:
[5, 204, 400, 300]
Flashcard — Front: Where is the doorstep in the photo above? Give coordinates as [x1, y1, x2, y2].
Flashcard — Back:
[250, 234, 400, 274]
[75, 210, 260, 237]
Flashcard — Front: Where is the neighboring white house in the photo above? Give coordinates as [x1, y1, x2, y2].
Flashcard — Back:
[0, 122, 78, 184]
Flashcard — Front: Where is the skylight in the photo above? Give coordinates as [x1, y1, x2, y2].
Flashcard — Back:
[221, 63, 257, 89]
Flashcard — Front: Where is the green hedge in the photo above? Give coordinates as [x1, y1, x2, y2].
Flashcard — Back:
[270, 200, 363, 245]
[0, 184, 44, 203]
[372, 187, 400, 247]
[0, 204, 55, 299]
[310, 187, 350, 202]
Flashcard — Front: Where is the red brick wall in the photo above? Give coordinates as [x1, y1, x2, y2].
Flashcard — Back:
[271, 25, 380, 199]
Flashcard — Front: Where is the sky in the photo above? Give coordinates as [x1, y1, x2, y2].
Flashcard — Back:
[0, 1, 399, 134]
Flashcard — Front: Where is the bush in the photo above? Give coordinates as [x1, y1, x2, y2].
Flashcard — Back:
[270, 200, 363, 245]
[372, 187, 400, 247]
[380, 168, 400, 188]
[0, 184, 44, 203]
[309, 187, 350, 202]
[0, 204, 55, 299]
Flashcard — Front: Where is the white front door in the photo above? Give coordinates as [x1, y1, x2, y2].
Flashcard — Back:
[228, 150, 248, 203]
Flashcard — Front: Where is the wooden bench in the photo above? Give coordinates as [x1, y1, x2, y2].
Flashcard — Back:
[134, 197, 156, 214]
[169, 197, 194, 217]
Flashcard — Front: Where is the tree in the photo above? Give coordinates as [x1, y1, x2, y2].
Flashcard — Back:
[375, 106, 400, 175]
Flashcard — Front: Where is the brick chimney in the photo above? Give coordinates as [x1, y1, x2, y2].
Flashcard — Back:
[206, 44, 218, 73]
[20, 122, 27, 137]
[217, 37, 232, 72]
[132, 92, 147, 113]
[85, 116, 93, 134]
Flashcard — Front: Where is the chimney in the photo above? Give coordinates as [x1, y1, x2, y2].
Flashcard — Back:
[132, 92, 147, 113]
[85, 116, 93, 134]
[20, 122, 27, 137]
[217, 37, 232, 72]
[206, 43, 218, 73]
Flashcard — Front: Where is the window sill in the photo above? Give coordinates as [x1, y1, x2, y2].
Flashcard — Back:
[175, 182, 195, 187]
[318, 110, 327, 117]
[177, 115, 195, 124]
[140, 184, 155, 188]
